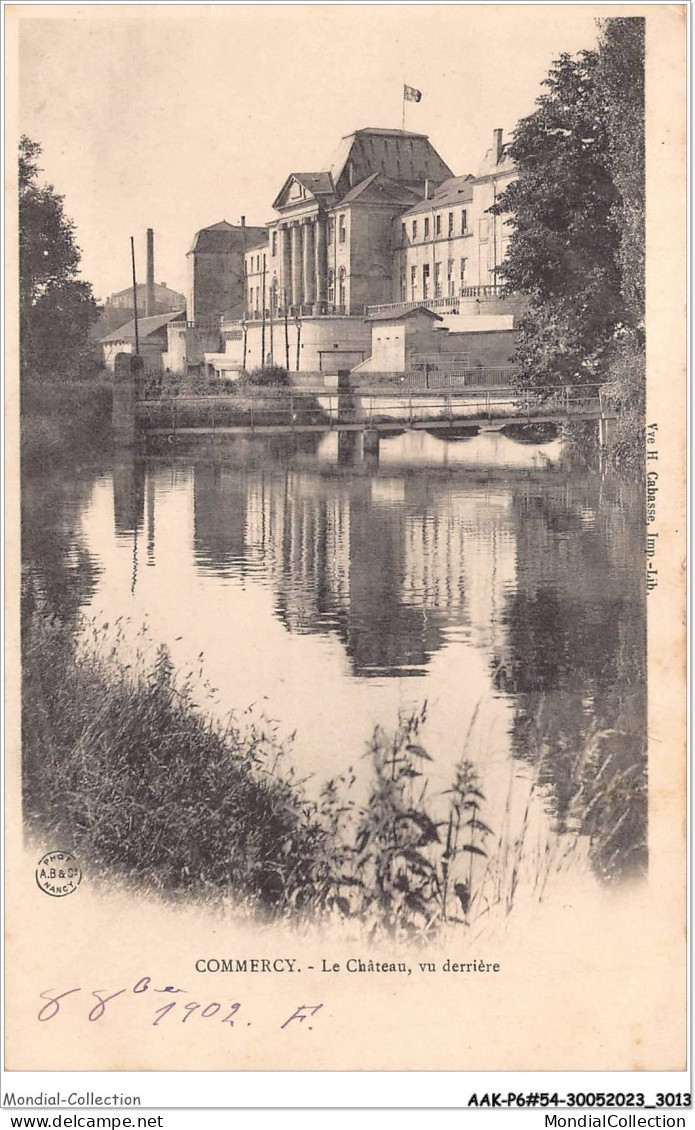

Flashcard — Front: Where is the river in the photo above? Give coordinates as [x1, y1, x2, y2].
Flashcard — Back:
[22, 427, 647, 889]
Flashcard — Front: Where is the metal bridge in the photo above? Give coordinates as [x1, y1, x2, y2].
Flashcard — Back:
[136, 383, 618, 444]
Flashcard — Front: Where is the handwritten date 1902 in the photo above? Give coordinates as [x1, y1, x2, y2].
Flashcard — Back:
[37, 977, 323, 1032]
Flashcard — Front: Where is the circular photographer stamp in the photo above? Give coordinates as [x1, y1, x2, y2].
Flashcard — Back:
[35, 850, 82, 897]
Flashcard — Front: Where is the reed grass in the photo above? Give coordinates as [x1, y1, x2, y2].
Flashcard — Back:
[22, 607, 642, 937]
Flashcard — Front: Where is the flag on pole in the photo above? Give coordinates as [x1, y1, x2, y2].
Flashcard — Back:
[404, 84, 422, 103]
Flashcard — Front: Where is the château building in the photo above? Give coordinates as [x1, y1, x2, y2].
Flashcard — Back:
[168, 125, 523, 375]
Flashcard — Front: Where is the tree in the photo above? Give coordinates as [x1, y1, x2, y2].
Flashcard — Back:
[19, 136, 100, 377]
[495, 20, 645, 396]
[595, 17, 645, 333]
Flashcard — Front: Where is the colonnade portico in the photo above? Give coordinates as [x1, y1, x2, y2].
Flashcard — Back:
[276, 214, 330, 313]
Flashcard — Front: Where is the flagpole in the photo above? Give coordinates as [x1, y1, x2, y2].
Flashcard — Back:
[402, 81, 405, 131]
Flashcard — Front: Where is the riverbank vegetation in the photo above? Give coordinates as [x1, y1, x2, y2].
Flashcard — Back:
[22, 603, 646, 938]
[495, 18, 645, 471]
[21, 373, 113, 471]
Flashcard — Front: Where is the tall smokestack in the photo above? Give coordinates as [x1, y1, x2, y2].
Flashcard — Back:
[146, 228, 155, 317]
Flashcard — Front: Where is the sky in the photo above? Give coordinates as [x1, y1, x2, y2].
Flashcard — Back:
[16, 4, 605, 302]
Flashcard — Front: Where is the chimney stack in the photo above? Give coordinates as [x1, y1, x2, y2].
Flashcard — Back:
[146, 228, 155, 317]
[493, 128, 504, 164]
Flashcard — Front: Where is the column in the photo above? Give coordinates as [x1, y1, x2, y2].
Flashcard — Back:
[302, 219, 315, 308]
[290, 223, 302, 308]
[280, 225, 291, 310]
[314, 216, 327, 313]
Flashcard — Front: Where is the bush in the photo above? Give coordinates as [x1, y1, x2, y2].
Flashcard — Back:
[244, 365, 290, 387]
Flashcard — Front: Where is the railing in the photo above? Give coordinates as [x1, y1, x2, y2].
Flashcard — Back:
[365, 288, 505, 317]
[167, 316, 221, 331]
[412, 352, 471, 370]
[349, 368, 519, 390]
[137, 384, 611, 435]
[241, 303, 359, 321]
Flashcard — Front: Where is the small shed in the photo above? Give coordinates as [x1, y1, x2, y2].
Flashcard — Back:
[101, 310, 185, 371]
[355, 306, 444, 373]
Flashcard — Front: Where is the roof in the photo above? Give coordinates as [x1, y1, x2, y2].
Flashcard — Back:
[100, 310, 185, 343]
[243, 231, 269, 252]
[366, 306, 444, 323]
[340, 172, 423, 206]
[293, 172, 334, 195]
[271, 171, 336, 211]
[109, 281, 185, 301]
[477, 138, 515, 179]
[189, 220, 267, 254]
[327, 127, 454, 199]
[401, 174, 475, 217]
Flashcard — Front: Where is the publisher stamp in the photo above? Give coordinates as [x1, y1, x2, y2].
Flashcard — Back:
[35, 851, 82, 898]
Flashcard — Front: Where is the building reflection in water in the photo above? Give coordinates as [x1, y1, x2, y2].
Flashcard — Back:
[111, 433, 646, 883]
[189, 457, 517, 679]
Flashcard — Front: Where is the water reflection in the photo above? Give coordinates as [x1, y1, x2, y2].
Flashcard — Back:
[24, 430, 647, 884]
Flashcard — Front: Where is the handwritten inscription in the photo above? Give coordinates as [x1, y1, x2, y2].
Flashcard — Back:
[37, 977, 322, 1032]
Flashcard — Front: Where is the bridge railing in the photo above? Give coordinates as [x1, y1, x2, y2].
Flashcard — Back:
[137, 384, 609, 432]
[349, 368, 520, 390]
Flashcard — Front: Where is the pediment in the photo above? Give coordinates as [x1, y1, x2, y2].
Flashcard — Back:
[272, 172, 334, 212]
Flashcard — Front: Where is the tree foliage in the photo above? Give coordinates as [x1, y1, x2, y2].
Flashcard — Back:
[19, 136, 101, 377]
[495, 19, 645, 394]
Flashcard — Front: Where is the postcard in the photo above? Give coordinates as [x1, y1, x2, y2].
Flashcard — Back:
[3, 1, 687, 1084]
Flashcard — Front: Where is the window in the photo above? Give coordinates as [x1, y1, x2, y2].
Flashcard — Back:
[410, 265, 417, 300]
[338, 214, 346, 244]
[327, 269, 335, 304]
[244, 261, 248, 275]
[412, 220, 418, 241]
[447, 259, 455, 297]
[448, 212, 454, 238]
[271, 231, 277, 256]
[328, 217, 335, 242]
[270, 278, 279, 311]
[424, 216, 430, 239]
[338, 267, 346, 306]
[401, 222, 407, 244]
[435, 214, 441, 237]
[400, 268, 407, 299]
[461, 209, 468, 235]
[422, 262, 430, 299]
[434, 262, 442, 298]
[459, 258, 467, 291]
